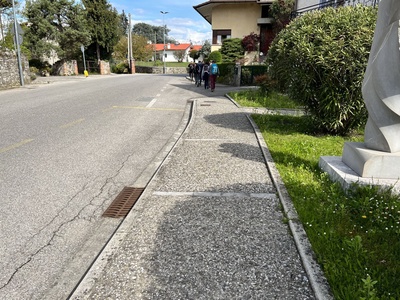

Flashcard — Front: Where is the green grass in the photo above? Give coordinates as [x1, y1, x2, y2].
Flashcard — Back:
[252, 114, 400, 299]
[228, 89, 302, 109]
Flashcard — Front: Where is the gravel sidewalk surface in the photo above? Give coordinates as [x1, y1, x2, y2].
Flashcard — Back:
[70, 95, 332, 300]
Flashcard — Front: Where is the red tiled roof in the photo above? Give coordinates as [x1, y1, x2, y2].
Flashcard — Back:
[151, 43, 202, 52]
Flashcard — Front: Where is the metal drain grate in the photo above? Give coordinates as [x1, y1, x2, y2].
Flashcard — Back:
[102, 187, 144, 218]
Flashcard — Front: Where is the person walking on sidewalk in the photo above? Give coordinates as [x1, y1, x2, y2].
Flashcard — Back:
[194, 61, 203, 87]
[202, 61, 210, 89]
[188, 62, 195, 81]
[209, 60, 219, 92]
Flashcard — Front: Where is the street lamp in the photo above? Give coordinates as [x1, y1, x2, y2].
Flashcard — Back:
[160, 11, 169, 74]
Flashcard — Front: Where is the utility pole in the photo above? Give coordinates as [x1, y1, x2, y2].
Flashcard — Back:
[160, 11, 169, 74]
[128, 13, 132, 73]
[154, 32, 157, 62]
[11, 0, 24, 86]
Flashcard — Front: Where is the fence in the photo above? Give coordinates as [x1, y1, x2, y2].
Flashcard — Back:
[292, 0, 380, 18]
[78, 60, 99, 74]
[240, 65, 268, 86]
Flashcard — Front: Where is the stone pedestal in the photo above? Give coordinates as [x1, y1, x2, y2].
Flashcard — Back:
[342, 142, 400, 179]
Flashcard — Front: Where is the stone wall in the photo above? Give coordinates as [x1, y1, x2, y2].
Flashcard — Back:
[53, 60, 78, 76]
[135, 66, 188, 75]
[100, 60, 111, 75]
[0, 50, 31, 88]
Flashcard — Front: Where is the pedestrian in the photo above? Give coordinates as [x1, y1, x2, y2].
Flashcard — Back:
[202, 61, 210, 89]
[195, 61, 203, 87]
[209, 60, 219, 92]
[188, 62, 195, 81]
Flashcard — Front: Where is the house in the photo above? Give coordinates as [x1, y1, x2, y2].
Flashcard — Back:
[152, 43, 203, 63]
[194, 0, 276, 54]
[193, 0, 378, 54]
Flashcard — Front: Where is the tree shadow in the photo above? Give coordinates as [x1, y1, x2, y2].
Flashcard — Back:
[202, 112, 255, 134]
[137, 182, 315, 299]
[218, 142, 265, 163]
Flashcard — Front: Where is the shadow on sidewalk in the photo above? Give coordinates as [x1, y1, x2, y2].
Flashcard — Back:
[134, 182, 314, 299]
[218, 143, 265, 163]
[203, 112, 254, 133]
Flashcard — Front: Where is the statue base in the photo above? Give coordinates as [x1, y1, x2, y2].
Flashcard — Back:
[342, 142, 400, 179]
[319, 155, 400, 193]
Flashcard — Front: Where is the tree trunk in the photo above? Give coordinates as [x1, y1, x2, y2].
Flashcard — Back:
[96, 42, 101, 63]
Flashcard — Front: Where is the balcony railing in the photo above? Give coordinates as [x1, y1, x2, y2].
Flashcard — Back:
[291, 0, 380, 18]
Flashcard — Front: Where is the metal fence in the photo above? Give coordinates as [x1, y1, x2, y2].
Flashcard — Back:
[78, 60, 99, 74]
[240, 65, 268, 86]
[292, 0, 380, 18]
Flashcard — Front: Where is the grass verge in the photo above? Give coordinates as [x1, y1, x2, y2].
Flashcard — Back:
[252, 114, 400, 299]
[228, 89, 302, 109]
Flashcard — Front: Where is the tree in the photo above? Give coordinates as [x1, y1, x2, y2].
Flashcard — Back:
[113, 34, 153, 62]
[189, 49, 200, 62]
[200, 40, 211, 60]
[0, 0, 12, 9]
[219, 38, 244, 63]
[24, 0, 90, 60]
[112, 36, 128, 61]
[132, 22, 176, 44]
[119, 10, 128, 36]
[82, 0, 120, 62]
[173, 50, 186, 62]
[131, 34, 152, 61]
[270, 0, 295, 33]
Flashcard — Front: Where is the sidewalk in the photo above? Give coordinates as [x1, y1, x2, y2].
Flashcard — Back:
[70, 93, 332, 299]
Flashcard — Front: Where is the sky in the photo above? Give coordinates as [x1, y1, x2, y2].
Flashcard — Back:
[110, 0, 211, 45]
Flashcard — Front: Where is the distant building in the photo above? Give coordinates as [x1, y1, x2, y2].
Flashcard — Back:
[152, 43, 203, 62]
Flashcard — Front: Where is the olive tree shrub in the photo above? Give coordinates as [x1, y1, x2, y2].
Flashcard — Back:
[267, 6, 377, 134]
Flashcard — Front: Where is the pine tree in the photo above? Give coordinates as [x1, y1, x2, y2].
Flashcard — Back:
[82, 0, 120, 62]
[24, 0, 90, 60]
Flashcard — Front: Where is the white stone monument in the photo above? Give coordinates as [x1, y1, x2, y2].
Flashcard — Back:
[341, 0, 400, 180]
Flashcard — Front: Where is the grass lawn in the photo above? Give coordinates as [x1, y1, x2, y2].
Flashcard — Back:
[231, 91, 400, 299]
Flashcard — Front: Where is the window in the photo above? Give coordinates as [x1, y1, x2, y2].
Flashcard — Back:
[261, 5, 271, 18]
[213, 30, 232, 45]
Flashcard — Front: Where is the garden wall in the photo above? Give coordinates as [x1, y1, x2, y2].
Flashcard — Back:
[135, 66, 188, 74]
[0, 50, 31, 89]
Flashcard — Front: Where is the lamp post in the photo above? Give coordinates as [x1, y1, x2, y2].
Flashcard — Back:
[160, 11, 169, 74]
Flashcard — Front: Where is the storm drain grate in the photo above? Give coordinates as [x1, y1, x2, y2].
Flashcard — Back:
[102, 187, 144, 218]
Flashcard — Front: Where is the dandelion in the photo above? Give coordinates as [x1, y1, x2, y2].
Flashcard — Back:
[362, 215, 367, 219]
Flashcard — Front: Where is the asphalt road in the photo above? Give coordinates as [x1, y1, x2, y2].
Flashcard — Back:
[0, 74, 201, 299]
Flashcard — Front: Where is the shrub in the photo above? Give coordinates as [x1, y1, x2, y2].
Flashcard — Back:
[112, 62, 129, 74]
[267, 6, 377, 135]
[254, 74, 277, 95]
[208, 50, 222, 63]
[242, 32, 260, 51]
[29, 59, 52, 75]
[219, 38, 244, 63]
[216, 63, 235, 85]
